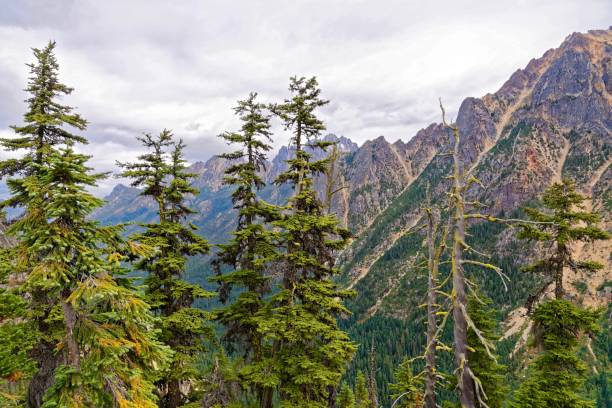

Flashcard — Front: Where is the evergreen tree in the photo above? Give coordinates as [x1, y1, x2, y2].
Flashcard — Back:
[269, 76, 356, 407]
[511, 300, 600, 408]
[211, 92, 280, 407]
[355, 372, 371, 408]
[0, 41, 86, 180]
[467, 294, 506, 408]
[0, 41, 89, 406]
[118, 130, 213, 407]
[0, 42, 170, 408]
[518, 179, 610, 305]
[337, 382, 356, 408]
[388, 358, 424, 408]
[9, 147, 171, 407]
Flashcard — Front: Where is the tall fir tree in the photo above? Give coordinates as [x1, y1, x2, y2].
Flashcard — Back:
[466, 294, 506, 408]
[211, 92, 281, 407]
[0, 42, 170, 408]
[269, 76, 356, 407]
[518, 179, 610, 306]
[118, 130, 213, 407]
[0, 40, 89, 406]
[510, 300, 600, 408]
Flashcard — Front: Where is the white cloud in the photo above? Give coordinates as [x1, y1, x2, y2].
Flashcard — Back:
[0, 0, 610, 194]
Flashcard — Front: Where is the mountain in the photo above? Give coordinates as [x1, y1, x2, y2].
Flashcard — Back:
[93, 28, 611, 400]
[336, 29, 611, 399]
[341, 28, 611, 321]
[96, 28, 610, 311]
[94, 133, 398, 239]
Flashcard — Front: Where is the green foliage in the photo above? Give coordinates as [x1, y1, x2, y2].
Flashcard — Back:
[118, 130, 214, 407]
[200, 350, 243, 408]
[0, 42, 170, 408]
[211, 92, 281, 406]
[388, 357, 423, 408]
[0, 247, 36, 392]
[337, 382, 356, 408]
[511, 300, 600, 408]
[0, 41, 87, 182]
[355, 371, 371, 408]
[268, 76, 356, 407]
[586, 303, 611, 408]
[467, 294, 507, 408]
[519, 179, 610, 303]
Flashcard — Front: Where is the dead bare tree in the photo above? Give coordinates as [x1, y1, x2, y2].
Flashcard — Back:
[439, 100, 514, 408]
[323, 142, 347, 215]
[423, 206, 450, 408]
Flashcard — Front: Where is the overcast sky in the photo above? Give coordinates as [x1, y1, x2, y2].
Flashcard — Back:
[1, 0, 610, 194]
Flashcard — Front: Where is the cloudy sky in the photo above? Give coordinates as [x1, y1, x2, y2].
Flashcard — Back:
[1, 0, 610, 194]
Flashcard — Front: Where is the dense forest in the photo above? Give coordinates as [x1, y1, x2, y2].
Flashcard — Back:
[0, 41, 610, 408]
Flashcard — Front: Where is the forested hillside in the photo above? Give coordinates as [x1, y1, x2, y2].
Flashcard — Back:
[0, 28, 610, 408]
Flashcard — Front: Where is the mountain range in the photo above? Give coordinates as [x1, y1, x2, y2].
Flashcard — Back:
[94, 28, 611, 390]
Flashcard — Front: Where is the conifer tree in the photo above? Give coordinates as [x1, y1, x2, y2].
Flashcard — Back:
[355, 372, 371, 408]
[466, 294, 506, 408]
[510, 300, 600, 408]
[337, 382, 356, 408]
[0, 42, 170, 408]
[211, 92, 280, 407]
[0, 40, 89, 406]
[118, 130, 213, 407]
[518, 179, 610, 306]
[269, 76, 356, 407]
[0, 41, 86, 180]
[511, 180, 609, 408]
[389, 358, 424, 408]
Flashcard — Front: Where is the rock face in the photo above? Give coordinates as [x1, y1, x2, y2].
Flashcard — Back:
[340, 28, 611, 323]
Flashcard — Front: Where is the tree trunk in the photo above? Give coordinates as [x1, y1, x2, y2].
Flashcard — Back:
[554, 245, 565, 299]
[261, 387, 274, 408]
[424, 211, 438, 408]
[327, 385, 337, 408]
[61, 289, 80, 369]
[27, 340, 60, 408]
[450, 126, 475, 408]
[27, 289, 59, 408]
[165, 379, 183, 408]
